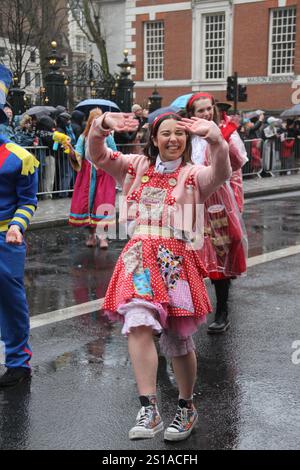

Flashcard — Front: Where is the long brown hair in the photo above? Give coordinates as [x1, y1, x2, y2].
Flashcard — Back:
[83, 108, 103, 137]
[186, 92, 220, 125]
[143, 113, 192, 165]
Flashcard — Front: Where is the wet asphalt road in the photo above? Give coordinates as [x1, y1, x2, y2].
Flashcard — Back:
[24, 191, 300, 316]
[0, 193, 300, 450]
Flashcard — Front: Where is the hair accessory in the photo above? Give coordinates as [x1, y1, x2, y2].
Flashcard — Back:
[152, 112, 179, 130]
[187, 92, 215, 109]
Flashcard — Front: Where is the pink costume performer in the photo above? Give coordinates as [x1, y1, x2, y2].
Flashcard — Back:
[87, 112, 231, 349]
[87, 111, 231, 442]
[186, 92, 248, 334]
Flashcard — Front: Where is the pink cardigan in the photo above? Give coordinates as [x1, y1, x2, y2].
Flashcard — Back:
[87, 115, 232, 246]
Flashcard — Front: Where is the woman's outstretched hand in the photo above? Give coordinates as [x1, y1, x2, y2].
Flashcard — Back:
[177, 117, 222, 144]
[101, 112, 140, 132]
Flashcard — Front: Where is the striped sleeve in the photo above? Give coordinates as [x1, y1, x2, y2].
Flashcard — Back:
[8, 165, 38, 233]
[9, 205, 36, 232]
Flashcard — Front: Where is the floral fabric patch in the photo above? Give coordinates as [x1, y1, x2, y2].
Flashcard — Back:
[133, 268, 153, 297]
[157, 245, 182, 289]
[122, 241, 143, 275]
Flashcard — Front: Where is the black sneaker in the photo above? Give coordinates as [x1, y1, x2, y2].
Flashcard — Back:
[0, 367, 31, 388]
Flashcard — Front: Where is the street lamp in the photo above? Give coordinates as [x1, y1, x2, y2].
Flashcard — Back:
[8, 71, 25, 115]
[46, 40, 63, 72]
[148, 85, 162, 113]
[45, 40, 67, 107]
[115, 50, 135, 112]
[117, 49, 134, 79]
[13, 73, 19, 88]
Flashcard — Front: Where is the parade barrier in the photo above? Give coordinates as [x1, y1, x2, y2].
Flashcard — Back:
[241, 137, 300, 177]
[25, 146, 74, 198]
[242, 139, 263, 176]
[261, 137, 300, 175]
[26, 138, 300, 198]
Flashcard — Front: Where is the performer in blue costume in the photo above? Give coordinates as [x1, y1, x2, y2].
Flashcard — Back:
[0, 65, 39, 388]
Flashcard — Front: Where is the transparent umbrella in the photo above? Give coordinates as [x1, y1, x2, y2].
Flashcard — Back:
[75, 99, 120, 116]
[280, 104, 300, 118]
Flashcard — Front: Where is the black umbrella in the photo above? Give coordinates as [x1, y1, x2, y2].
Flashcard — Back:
[26, 106, 56, 117]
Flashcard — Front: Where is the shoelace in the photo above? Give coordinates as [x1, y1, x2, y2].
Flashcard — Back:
[169, 407, 188, 430]
[136, 406, 154, 426]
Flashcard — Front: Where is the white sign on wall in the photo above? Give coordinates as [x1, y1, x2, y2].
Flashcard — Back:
[246, 76, 295, 84]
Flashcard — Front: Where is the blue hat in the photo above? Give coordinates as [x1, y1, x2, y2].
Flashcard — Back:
[0, 64, 13, 124]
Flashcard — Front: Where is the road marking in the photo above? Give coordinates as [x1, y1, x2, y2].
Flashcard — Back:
[30, 244, 300, 329]
[30, 299, 104, 329]
[247, 244, 300, 267]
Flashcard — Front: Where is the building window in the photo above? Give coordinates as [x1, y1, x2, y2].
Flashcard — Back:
[62, 55, 69, 66]
[76, 35, 81, 51]
[75, 35, 87, 53]
[144, 21, 164, 80]
[269, 7, 296, 75]
[25, 72, 31, 86]
[30, 50, 36, 63]
[203, 13, 225, 80]
[35, 73, 41, 87]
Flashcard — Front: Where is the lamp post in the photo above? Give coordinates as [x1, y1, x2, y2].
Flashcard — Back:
[148, 85, 162, 113]
[45, 40, 67, 107]
[115, 49, 135, 112]
[8, 73, 26, 115]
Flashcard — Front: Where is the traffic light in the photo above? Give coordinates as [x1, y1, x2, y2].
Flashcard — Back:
[226, 76, 236, 101]
[238, 84, 247, 102]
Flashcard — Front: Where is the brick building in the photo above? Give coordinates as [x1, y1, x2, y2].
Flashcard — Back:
[125, 0, 300, 112]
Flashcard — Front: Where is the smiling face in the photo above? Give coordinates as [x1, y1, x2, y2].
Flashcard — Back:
[4, 106, 13, 122]
[192, 98, 214, 121]
[152, 118, 187, 162]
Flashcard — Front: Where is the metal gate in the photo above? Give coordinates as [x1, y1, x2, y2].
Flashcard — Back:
[65, 57, 116, 109]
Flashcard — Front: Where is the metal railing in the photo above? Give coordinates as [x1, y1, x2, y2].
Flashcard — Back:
[242, 137, 300, 176]
[25, 137, 300, 198]
[25, 146, 75, 198]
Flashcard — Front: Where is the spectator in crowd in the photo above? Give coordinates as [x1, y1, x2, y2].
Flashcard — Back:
[114, 104, 147, 154]
[0, 104, 16, 141]
[36, 115, 57, 197]
[132, 104, 147, 128]
[247, 112, 265, 140]
[262, 117, 284, 173]
[71, 110, 85, 141]
[55, 112, 76, 197]
[14, 114, 35, 147]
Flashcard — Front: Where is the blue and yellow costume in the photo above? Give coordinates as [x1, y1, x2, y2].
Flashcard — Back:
[0, 135, 39, 369]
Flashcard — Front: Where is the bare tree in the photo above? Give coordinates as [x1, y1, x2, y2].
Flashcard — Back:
[68, 0, 109, 75]
[25, 0, 71, 83]
[0, 0, 40, 86]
